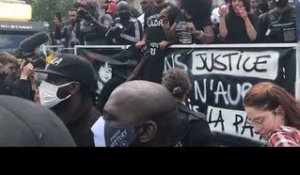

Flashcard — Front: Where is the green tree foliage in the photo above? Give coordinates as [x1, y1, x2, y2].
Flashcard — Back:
[31, 0, 76, 22]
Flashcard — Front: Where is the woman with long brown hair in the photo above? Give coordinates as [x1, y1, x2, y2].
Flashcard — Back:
[219, 0, 260, 43]
[244, 82, 300, 147]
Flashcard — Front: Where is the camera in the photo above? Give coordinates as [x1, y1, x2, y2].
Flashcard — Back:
[77, 8, 93, 21]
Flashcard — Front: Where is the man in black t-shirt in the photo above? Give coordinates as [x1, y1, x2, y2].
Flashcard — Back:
[170, 0, 214, 44]
[135, 0, 180, 83]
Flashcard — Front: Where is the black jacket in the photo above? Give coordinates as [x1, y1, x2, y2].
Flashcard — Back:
[0, 78, 34, 100]
[175, 102, 218, 147]
[67, 105, 100, 147]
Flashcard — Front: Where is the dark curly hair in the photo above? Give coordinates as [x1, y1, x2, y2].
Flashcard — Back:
[161, 68, 192, 100]
[228, 0, 251, 14]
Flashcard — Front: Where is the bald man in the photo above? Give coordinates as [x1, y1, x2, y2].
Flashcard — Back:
[92, 80, 179, 147]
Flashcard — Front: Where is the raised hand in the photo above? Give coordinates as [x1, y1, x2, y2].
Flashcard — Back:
[159, 40, 169, 49]
[238, 6, 248, 19]
[186, 22, 196, 33]
[219, 4, 228, 17]
[136, 40, 146, 48]
[20, 62, 34, 80]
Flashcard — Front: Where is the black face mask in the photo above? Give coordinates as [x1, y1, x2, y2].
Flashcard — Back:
[118, 12, 131, 22]
[104, 122, 142, 147]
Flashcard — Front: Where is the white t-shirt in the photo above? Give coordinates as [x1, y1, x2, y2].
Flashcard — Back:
[138, 13, 145, 32]
[91, 117, 106, 147]
[211, 7, 220, 23]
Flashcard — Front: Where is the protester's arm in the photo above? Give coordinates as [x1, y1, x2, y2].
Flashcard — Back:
[168, 22, 178, 44]
[219, 5, 228, 39]
[201, 25, 214, 43]
[120, 20, 142, 44]
[240, 7, 257, 41]
[135, 32, 147, 48]
[243, 17, 257, 41]
[91, 17, 110, 33]
[189, 23, 214, 44]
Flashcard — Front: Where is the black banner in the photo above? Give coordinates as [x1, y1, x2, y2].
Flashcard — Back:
[76, 47, 139, 94]
[164, 47, 296, 145]
[76, 45, 296, 146]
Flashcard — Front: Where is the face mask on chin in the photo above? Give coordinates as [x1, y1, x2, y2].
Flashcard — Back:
[39, 81, 75, 108]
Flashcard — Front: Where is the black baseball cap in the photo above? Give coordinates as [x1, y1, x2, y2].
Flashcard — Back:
[0, 95, 76, 146]
[35, 54, 99, 86]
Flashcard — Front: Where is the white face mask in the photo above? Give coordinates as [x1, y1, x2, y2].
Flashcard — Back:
[39, 81, 74, 108]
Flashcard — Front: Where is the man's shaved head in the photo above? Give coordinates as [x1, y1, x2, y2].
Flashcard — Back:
[117, 1, 130, 11]
[103, 80, 179, 146]
[104, 80, 176, 125]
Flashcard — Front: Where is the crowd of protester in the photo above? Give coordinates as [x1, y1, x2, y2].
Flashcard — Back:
[51, 0, 296, 50]
[0, 0, 299, 147]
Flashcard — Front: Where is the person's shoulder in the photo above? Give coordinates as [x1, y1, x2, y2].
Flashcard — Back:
[267, 8, 278, 19]
[268, 126, 300, 147]
[224, 12, 234, 20]
[129, 17, 139, 22]
[248, 13, 260, 23]
[286, 5, 296, 17]
[259, 12, 268, 20]
[175, 12, 185, 21]
[144, 6, 155, 17]
[177, 103, 206, 121]
[101, 13, 113, 20]
[248, 13, 258, 18]
[189, 110, 207, 122]
[130, 6, 141, 17]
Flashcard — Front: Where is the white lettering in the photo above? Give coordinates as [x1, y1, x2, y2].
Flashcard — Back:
[191, 50, 279, 79]
[207, 106, 263, 142]
[194, 79, 207, 103]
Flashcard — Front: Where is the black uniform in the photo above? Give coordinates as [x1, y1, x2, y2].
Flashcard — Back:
[259, 6, 296, 43]
[110, 17, 143, 45]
